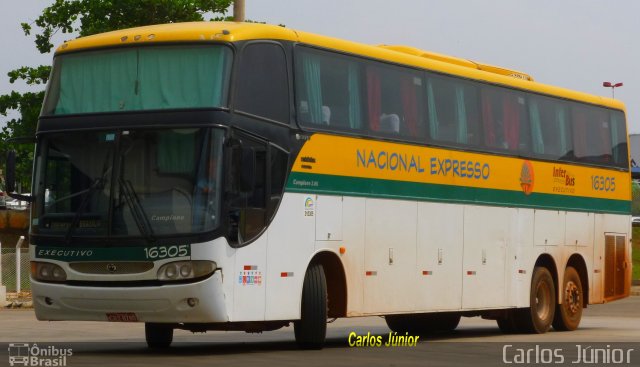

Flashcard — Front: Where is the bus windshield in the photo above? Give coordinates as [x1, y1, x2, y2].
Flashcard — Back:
[34, 128, 225, 239]
[43, 45, 232, 115]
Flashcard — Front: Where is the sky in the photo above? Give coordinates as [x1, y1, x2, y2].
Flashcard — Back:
[1, 1, 638, 132]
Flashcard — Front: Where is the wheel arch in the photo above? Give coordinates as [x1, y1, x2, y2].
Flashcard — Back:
[308, 251, 348, 318]
[565, 253, 590, 307]
[534, 253, 559, 302]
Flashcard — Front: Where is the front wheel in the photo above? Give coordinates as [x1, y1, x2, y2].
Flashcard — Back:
[515, 266, 556, 333]
[294, 263, 327, 349]
[553, 266, 583, 331]
[145, 323, 173, 349]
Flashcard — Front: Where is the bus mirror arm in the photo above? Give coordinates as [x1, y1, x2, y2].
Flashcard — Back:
[5, 150, 33, 202]
[6, 150, 16, 192]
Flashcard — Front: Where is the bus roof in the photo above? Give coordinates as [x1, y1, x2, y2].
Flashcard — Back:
[55, 21, 624, 111]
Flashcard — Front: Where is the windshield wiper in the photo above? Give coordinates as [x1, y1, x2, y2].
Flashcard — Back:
[63, 147, 114, 243]
[64, 178, 104, 243]
[119, 177, 155, 243]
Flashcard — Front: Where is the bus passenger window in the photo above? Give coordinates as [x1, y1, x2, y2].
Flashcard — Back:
[296, 48, 363, 130]
[610, 111, 628, 167]
[571, 103, 612, 164]
[426, 75, 480, 146]
[480, 87, 529, 153]
[236, 43, 289, 123]
[528, 95, 572, 160]
[365, 64, 425, 140]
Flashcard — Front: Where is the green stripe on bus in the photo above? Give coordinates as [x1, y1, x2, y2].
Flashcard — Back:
[286, 172, 630, 215]
[34, 245, 191, 262]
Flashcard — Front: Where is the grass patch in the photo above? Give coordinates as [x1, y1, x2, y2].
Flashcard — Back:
[633, 227, 640, 281]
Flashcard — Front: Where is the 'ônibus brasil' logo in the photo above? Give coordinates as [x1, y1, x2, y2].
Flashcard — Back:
[520, 161, 534, 195]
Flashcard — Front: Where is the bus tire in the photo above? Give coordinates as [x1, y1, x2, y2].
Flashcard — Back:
[515, 266, 555, 334]
[553, 266, 583, 331]
[145, 323, 173, 349]
[429, 313, 461, 333]
[294, 263, 327, 349]
[496, 310, 518, 334]
[385, 315, 413, 333]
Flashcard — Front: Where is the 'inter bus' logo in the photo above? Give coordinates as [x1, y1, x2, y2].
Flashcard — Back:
[520, 161, 535, 195]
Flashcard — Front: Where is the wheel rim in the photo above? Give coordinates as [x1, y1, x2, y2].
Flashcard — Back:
[564, 281, 581, 315]
[535, 281, 551, 320]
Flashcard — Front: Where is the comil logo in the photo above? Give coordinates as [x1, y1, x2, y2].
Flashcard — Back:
[8, 343, 72, 366]
[520, 161, 535, 195]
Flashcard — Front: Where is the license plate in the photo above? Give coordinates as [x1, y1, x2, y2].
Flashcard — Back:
[106, 312, 138, 322]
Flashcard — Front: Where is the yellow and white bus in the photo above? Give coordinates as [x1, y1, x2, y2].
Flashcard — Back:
[8, 22, 631, 349]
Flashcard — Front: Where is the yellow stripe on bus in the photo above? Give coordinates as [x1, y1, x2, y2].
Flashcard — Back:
[293, 134, 630, 201]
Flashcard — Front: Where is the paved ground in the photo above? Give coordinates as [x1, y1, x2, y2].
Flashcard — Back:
[0, 296, 638, 367]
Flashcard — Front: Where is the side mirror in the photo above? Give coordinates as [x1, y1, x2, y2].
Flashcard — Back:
[5, 150, 33, 202]
[6, 150, 16, 193]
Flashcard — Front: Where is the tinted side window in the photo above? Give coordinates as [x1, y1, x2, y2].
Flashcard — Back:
[294, 46, 628, 170]
[528, 94, 572, 160]
[267, 145, 289, 219]
[365, 63, 426, 141]
[295, 46, 427, 141]
[296, 47, 364, 130]
[236, 43, 289, 122]
[227, 136, 290, 246]
[610, 110, 628, 167]
[480, 86, 529, 154]
[228, 134, 267, 245]
[571, 103, 612, 164]
[427, 74, 481, 146]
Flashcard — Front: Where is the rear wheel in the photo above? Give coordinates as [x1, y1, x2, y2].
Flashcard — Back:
[515, 266, 556, 333]
[553, 266, 583, 331]
[145, 323, 173, 349]
[294, 263, 327, 349]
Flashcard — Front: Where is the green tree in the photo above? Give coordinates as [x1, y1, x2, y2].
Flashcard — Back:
[632, 181, 640, 216]
[1, 0, 234, 190]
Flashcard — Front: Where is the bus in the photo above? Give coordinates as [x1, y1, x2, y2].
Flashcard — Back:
[6, 22, 631, 349]
[8, 343, 29, 366]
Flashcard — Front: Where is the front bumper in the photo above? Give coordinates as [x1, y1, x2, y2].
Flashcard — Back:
[31, 271, 228, 323]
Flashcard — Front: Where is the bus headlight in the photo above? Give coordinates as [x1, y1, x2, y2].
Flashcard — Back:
[157, 260, 217, 281]
[31, 262, 67, 282]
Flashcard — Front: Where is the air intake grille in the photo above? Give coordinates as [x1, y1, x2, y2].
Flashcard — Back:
[69, 262, 154, 275]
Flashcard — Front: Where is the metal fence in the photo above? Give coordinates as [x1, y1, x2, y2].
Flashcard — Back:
[1, 247, 30, 293]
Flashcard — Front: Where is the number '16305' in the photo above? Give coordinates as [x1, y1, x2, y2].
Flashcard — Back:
[144, 245, 189, 259]
[590, 175, 616, 192]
